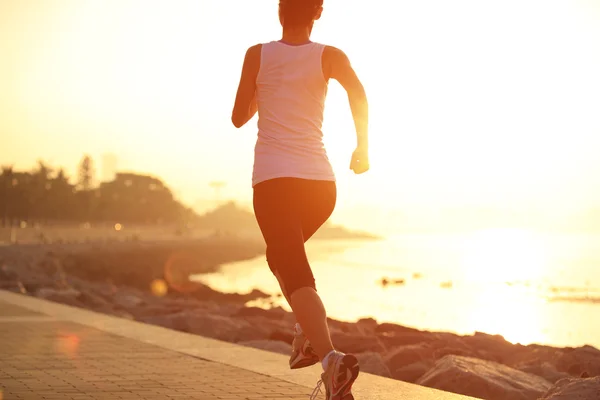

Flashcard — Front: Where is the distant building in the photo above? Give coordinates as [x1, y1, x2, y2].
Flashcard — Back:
[101, 153, 118, 182]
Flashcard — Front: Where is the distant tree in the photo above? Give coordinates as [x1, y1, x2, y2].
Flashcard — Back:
[48, 168, 74, 221]
[76, 155, 95, 221]
[34, 160, 52, 181]
[0, 159, 198, 226]
[30, 160, 54, 223]
[77, 155, 94, 191]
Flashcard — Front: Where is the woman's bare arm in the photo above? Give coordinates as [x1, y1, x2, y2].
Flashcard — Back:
[325, 46, 369, 173]
[231, 44, 261, 128]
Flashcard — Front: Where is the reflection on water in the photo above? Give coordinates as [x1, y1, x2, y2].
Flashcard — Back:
[191, 229, 600, 349]
[461, 228, 548, 283]
[463, 285, 548, 346]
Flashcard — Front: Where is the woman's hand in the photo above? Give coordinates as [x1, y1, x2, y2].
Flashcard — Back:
[350, 145, 369, 174]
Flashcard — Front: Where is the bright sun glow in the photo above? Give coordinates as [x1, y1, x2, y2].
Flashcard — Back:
[461, 229, 549, 283]
[464, 285, 549, 346]
[1, 0, 599, 212]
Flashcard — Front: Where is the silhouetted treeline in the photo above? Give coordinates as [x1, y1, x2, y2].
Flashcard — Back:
[1, 156, 196, 226]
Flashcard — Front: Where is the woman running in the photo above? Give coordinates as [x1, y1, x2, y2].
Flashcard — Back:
[231, 1, 369, 398]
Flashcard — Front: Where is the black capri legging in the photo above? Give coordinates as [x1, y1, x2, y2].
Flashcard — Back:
[253, 177, 336, 298]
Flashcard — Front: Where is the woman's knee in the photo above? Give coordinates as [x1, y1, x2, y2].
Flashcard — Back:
[276, 264, 316, 299]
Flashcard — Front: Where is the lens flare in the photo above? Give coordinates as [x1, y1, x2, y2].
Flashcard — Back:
[56, 333, 80, 359]
[150, 279, 168, 297]
[164, 252, 203, 293]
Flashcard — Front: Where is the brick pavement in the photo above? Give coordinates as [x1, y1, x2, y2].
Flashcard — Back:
[0, 291, 479, 400]
[0, 301, 313, 400]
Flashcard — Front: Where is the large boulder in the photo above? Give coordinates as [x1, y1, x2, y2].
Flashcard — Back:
[416, 355, 552, 400]
[355, 318, 379, 335]
[555, 345, 600, 377]
[392, 361, 434, 382]
[355, 352, 392, 378]
[460, 332, 522, 363]
[539, 376, 600, 399]
[516, 361, 571, 384]
[506, 345, 558, 370]
[384, 343, 435, 379]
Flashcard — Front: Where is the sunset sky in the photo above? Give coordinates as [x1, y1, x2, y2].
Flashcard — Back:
[1, 0, 600, 232]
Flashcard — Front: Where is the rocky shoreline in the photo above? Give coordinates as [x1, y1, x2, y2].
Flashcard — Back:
[1, 240, 599, 400]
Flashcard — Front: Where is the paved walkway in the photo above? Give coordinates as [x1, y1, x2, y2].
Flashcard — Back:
[0, 303, 310, 400]
[0, 291, 477, 400]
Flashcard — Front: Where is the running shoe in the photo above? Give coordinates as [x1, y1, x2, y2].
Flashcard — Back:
[310, 352, 360, 400]
[289, 328, 319, 369]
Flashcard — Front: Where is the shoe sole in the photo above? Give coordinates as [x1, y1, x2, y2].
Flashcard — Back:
[290, 339, 320, 369]
[331, 354, 360, 400]
[290, 357, 320, 369]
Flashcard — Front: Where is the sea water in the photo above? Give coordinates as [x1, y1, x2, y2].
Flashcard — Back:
[191, 228, 600, 349]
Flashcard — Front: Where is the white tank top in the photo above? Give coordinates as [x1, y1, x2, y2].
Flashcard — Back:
[252, 40, 335, 187]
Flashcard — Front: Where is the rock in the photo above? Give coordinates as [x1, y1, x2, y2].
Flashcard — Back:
[327, 318, 362, 335]
[356, 318, 379, 335]
[238, 340, 290, 355]
[375, 322, 423, 335]
[506, 345, 558, 369]
[36, 287, 82, 307]
[539, 376, 600, 399]
[21, 280, 51, 294]
[355, 352, 392, 378]
[186, 312, 270, 342]
[191, 284, 271, 304]
[270, 330, 294, 345]
[460, 331, 520, 363]
[555, 345, 600, 378]
[0, 280, 19, 290]
[58, 239, 265, 291]
[392, 361, 434, 382]
[0, 264, 17, 280]
[198, 300, 243, 317]
[234, 306, 287, 320]
[432, 346, 477, 360]
[385, 343, 434, 377]
[77, 291, 109, 308]
[236, 316, 290, 337]
[331, 332, 386, 354]
[138, 312, 190, 332]
[378, 332, 436, 349]
[516, 361, 571, 384]
[112, 291, 145, 310]
[416, 355, 552, 400]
